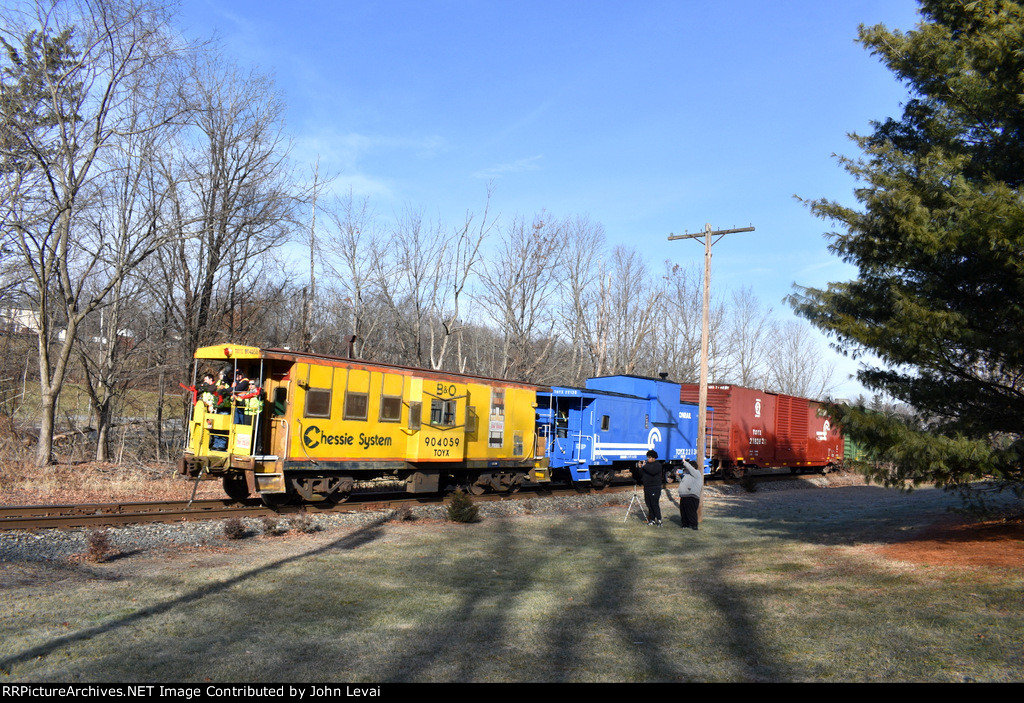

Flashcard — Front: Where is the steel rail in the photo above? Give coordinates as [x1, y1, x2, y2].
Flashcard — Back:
[0, 472, 826, 532]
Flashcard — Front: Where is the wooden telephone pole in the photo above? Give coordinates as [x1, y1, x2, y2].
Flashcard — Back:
[668, 224, 755, 483]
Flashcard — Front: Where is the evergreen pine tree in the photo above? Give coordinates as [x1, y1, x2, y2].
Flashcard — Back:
[446, 490, 480, 523]
[790, 0, 1024, 492]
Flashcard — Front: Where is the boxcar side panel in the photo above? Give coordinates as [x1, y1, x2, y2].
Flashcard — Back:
[681, 383, 843, 471]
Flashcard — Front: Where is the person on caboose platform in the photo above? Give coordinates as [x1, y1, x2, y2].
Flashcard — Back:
[231, 369, 252, 425]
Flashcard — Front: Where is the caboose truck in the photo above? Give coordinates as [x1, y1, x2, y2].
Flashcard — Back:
[537, 374, 708, 487]
[179, 344, 549, 504]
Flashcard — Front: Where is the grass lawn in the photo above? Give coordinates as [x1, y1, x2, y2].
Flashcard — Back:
[0, 483, 1021, 682]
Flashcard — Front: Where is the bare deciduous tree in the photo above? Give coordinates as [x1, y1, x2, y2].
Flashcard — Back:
[429, 189, 493, 372]
[477, 212, 564, 381]
[766, 319, 837, 399]
[605, 245, 661, 375]
[320, 189, 384, 359]
[75, 93, 181, 461]
[373, 206, 448, 367]
[557, 215, 607, 384]
[655, 262, 708, 383]
[153, 49, 298, 373]
[722, 285, 773, 387]
[1, 0, 195, 465]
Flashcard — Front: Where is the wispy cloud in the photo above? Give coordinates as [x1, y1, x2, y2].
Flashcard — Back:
[294, 130, 450, 200]
[472, 155, 544, 180]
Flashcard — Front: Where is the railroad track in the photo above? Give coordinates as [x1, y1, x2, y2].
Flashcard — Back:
[0, 498, 268, 531]
[0, 471, 827, 532]
[0, 483, 624, 532]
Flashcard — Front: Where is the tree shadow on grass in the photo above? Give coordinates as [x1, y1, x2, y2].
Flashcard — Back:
[705, 484, 988, 547]
[365, 505, 791, 682]
[0, 513, 395, 676]
[363, 516, 541, 682]
[4, 491, 856, 682]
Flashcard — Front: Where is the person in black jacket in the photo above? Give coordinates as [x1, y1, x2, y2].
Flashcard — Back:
[639, 450, 664, 526]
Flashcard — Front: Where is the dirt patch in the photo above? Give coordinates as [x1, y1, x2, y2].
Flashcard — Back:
[876, 516, 1024, 570]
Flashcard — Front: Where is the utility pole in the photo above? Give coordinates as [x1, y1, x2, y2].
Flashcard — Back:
[668, 224, 755, 489]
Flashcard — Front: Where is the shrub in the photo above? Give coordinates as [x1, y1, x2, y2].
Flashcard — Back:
[393, 506, 416, 522]
[260, 516, 287, 536]
[85, 529, 115, 563]
[288, 513, 318, 533]
[222, 517, 247, 539]
[446, 490, 479, 523]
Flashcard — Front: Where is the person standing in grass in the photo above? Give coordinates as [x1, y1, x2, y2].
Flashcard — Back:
[677, 459, 703, 530]
[640, 450, 664, 526]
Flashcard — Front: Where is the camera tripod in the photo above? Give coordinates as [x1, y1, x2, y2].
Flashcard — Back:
[623, 482, 648, 523]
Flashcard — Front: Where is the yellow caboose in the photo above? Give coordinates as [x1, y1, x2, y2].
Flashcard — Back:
[179, 344, 549, 504]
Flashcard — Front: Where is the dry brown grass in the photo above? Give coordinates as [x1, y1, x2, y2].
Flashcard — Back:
[0, 459, 224, 506]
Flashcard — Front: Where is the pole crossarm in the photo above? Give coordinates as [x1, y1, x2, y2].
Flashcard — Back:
[667, 225, 755, 241]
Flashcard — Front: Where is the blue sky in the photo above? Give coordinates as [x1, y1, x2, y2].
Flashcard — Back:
[176, 0, 924, 396]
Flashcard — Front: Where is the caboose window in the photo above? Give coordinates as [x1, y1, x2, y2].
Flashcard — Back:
[430, 398, 456, 427]
[304, 388, 332, 418]
[271, 387, 287, 416]
[489, 388, 505, 447]
[379, 395, 402, 423]
[601, 415, 610, 431]
[344, 391, 369, 421]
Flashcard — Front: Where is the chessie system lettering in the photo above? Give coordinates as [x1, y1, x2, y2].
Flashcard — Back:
[303, 425, 392, 451]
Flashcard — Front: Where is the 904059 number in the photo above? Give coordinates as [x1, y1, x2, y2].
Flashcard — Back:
[424, 434, 461, 456]
[424, 436, 460, 448]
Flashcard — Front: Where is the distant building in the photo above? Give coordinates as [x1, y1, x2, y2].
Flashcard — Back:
[0, 306, 40, 336]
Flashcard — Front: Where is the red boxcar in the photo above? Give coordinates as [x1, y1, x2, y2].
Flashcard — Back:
[680, 384, 843, 478]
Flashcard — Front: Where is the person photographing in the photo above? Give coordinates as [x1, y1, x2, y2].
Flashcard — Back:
[639, 450, 664, 526]
[676, 459, 703, 530]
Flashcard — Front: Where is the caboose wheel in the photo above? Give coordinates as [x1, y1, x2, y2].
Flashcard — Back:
[323, 486, 353, 504]
[223, 474, 250, 500]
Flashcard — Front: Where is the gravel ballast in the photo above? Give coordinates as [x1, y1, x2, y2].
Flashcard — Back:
[0, 476, 837, 564]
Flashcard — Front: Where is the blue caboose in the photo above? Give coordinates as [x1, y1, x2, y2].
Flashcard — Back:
[537, 375, 706, 486]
